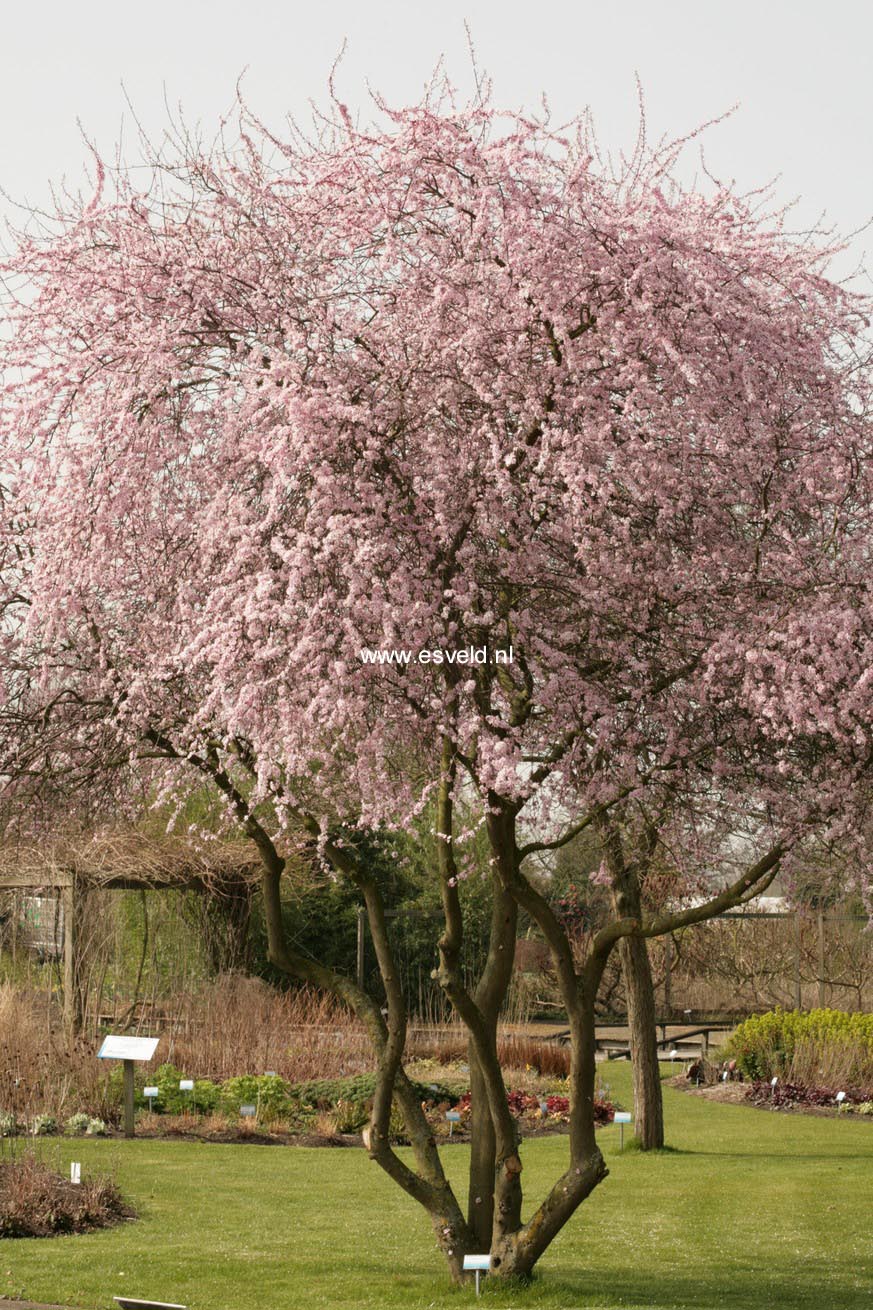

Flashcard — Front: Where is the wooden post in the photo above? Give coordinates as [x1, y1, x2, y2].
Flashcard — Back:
[123, 1059, 136, 1138]
[794, 909, 803, 1011]
[62, 875, 82, 1038]
[356, 907, 366, 991]
[817, 911, 826, 1009]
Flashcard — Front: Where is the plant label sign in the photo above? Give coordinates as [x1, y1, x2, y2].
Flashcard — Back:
[144, 1087, 159, 1099]
[179, 1080, 194, 1091]
[462, 1254, 490, 1296]
[240, 1105, 257, 1118]
[98, 1036, 159, 1062]
[614, 1111, 632, 1151]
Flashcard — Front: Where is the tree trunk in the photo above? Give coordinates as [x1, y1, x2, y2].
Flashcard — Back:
[618, 931, 664, 1150]
[62, 876, 84, 1039]
[466, 1046, 496, 1248]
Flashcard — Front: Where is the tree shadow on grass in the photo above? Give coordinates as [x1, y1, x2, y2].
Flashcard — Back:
[503, 1260, 873, 1310]
[672, 1147, 869, 1160]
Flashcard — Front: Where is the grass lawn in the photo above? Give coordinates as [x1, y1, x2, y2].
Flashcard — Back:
[2, 1063, 871, 1310]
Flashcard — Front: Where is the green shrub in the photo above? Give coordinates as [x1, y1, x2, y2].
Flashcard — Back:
[190, 1080, 220, 1114]
[286, 1072, 454, 1108]
[219, 1076, 259, 1116]
[0, 1113, 19, 1138]
[144, 1064, 219, 1115]
[284, 1072, 456, 1135]
[252, 1074, 291, 1119]
[725, 1008, 873, 1087]
[86, 1117, 108, 1136]
[216, 1074, 291, 1120]
[64, 1113, 91, 1137]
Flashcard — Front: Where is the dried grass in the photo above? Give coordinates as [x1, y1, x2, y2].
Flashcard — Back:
[0, 1149, 134, 1237]
[787, 1035, 873, 1096]
[158, 976, 373, 1081]
[0, 974, 577, 1124]
[407, 1023, 571, 1077]
[0, 984, 109, 1122]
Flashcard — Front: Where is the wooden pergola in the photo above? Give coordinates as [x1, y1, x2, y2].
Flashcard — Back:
[0, 830, 261, 1032]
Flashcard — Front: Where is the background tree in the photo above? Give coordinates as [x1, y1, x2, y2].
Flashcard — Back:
[1, 81, 871, 1282]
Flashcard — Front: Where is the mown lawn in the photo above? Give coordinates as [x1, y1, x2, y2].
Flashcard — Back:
[3, 1063, 871, 1310]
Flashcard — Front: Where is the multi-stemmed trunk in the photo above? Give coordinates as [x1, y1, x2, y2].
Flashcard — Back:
[141, 697, 786, 1288]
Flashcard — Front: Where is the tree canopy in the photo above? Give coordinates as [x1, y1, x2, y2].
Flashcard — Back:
[1, 82, 871, 1279]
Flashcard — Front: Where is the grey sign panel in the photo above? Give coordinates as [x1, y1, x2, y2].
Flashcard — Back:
[98, 1035, 160, 1061]
[114, 1298, 187, 1310]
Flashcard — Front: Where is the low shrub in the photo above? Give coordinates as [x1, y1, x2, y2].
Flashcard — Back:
[29, 1115, 58, 1137]
[119, 1064, 222, 1116]
[725, 1008, 873, 1092]
[218, 1074, 290, 1119]
[745, 1080, 863, 1110]
[0, 1151, 135, 1238]
[129, 1068, 290, 1120]
[454, 1088, 614, 1126]
[64, 1113, 91, 1137]
[0, 1113, 19, 1138]
[287, 1073, 456, 1112]
[331, 1098, 369, 1134]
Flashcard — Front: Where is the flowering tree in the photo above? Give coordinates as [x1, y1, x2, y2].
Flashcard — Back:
[1, 83, 871, 1282]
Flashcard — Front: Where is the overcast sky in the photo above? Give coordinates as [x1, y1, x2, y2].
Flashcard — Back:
[1, 0, 870, 281]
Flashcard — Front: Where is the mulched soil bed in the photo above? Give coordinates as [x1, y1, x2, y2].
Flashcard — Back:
[668, 1074, 873, 1120]
[125, 1122, 578, 1146]
[89, 1105, 597, 1148]
[131, 1122, 359, 1146]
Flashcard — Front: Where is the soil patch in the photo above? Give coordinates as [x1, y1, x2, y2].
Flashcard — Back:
[132, 1123, 359, 1147]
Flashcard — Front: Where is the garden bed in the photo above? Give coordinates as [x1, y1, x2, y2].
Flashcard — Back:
[670, 1074, 873, 1119]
